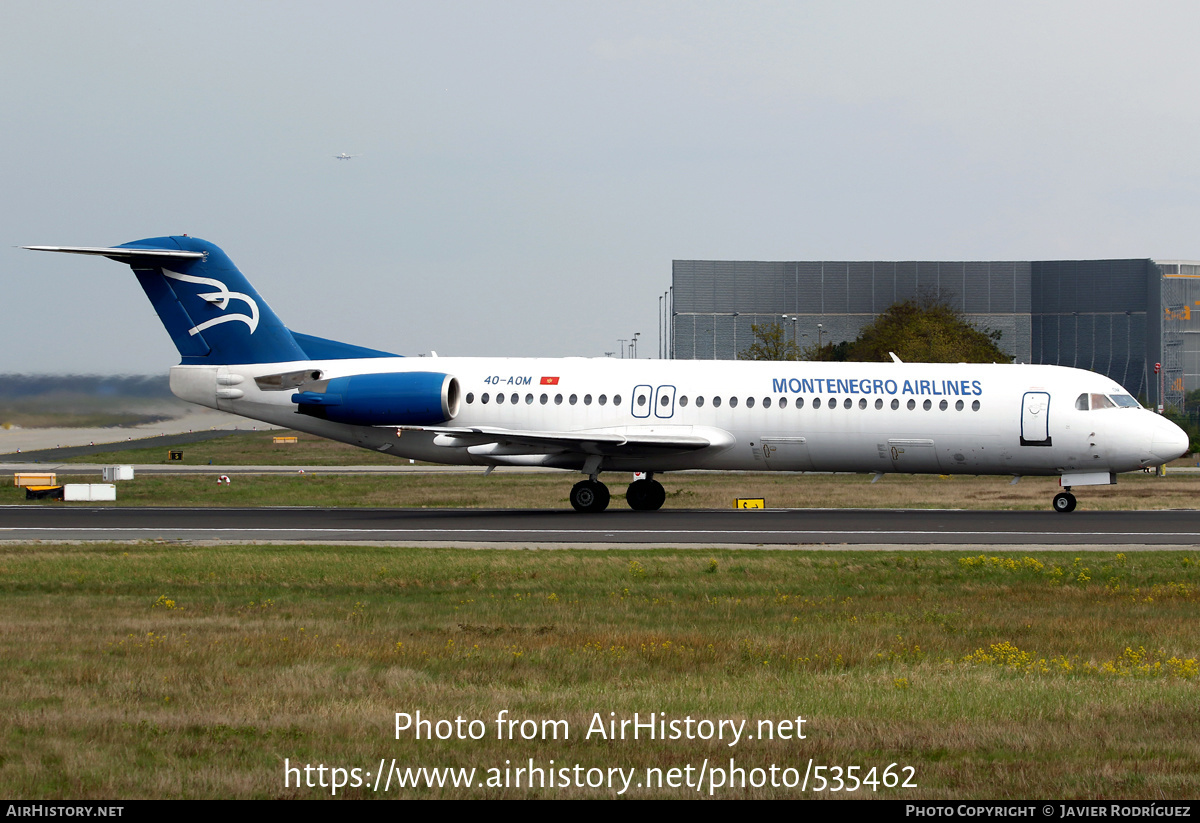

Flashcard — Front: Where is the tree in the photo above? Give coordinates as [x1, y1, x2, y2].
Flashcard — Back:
[737, 322, 801, 361]
[800, 339, 852, 362]
[846, 297, 1011, 363]
[739, 298, 1012, 363]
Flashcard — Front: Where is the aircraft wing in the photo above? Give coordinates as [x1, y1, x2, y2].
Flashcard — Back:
[397, 424, 730, 457]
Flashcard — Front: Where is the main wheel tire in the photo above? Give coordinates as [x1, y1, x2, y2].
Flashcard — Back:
[1052, 492, 1077, 513]
[570, 479, 610, 513]
[626, 479, 666, 511]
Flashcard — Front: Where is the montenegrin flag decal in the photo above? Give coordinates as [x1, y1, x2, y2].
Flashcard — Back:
[540, 376, 560, 385]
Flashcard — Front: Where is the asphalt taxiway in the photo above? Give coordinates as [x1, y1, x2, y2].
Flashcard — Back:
[1, 505, 1197, 548]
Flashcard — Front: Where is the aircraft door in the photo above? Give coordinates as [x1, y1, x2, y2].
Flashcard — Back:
[888, 439, 940, 472]
[1021, 391, 1052, 446]
[631, 385, 653, 418]
[653, 385, 676, 419]
[759, 437, 814, 471]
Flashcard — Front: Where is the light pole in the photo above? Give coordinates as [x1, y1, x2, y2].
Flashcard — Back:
[817, 323, 823, 351]
[633, 332, 641, 359]
[617, 338, 628, 359]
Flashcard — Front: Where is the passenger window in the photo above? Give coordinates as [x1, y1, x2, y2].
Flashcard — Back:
[796, 397, 805, 409]
[874, 398, 883, 409]
[1076, 393, 1089, 411]
[907, 399, 916, 410]
[637, 395, 647, 407]
[923, 399, 932, 410]
[599, 395, 607, 406]
[713, 396, 722, 408]
[891, 399, 899, 410]
[482, 393, 490, 404]
[778, 397, 787, 409]
[660, 395, 669, 406]
[859, 398, 867, 409]
[813, 398, 822, 409]
[696, 396, 705, 407]
[540, 394, 548, 404]
[843, 398, 851, 409]
[466, 392, 474, 404]
[496, 393, 505, 405]
[939, 399, 948, 411]
[679, 396, 689, 407]
[762, 397, 771, 408]
[746, 397, 755, 408]
[569, 394, 577, 405]
[511, 393, 518, 404]
[730, 397, 739, 408]
[526, 394, 534, 404]
[955, 399, 964, 411]
[972, 400, 980, 411]
[827, 397, 835, 408]
[555, 394, 563, 405]
[614, 395, 622, 405]
[584, 394, 592, 405]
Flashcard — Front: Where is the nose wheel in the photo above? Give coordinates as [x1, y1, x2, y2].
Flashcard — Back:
[570, 479, 610, 513]
[1052, 491, 1077, 513]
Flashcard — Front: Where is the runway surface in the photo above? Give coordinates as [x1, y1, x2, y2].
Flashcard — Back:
[2, 505, 1198, 547]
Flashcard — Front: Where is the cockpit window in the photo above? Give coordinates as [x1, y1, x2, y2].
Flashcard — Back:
[1076, 393, 1089, 411]
[1090, 393, 1116, 410]
[1110, 394, 1140, 408]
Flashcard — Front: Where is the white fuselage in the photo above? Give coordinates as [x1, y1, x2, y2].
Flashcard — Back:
[169, 357, 1188, 479]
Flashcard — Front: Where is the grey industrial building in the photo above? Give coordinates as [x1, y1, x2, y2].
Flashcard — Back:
[669, 259, 1200, 413]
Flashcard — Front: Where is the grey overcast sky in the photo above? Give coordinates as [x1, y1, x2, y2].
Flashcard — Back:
[5, 1, 1200, 373]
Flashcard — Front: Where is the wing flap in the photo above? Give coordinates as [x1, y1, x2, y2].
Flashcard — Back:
[399, 424, 725, 457]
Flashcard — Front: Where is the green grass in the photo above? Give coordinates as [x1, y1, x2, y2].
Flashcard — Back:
[13, 469, 1200, 511]
[1, 545, 1197, 798]
[60, 430, 405, 466]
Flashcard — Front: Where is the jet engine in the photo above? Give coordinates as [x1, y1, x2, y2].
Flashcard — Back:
[291, 372, 460, 425]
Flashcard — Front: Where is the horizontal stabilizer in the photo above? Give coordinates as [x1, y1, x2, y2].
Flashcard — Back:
[23, 245, 206, 260]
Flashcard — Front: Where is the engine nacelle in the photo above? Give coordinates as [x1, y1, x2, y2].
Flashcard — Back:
[291, 372, 460, 425]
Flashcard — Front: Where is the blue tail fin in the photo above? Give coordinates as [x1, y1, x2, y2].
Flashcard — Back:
[118, 236, 308, 365]
[27, 236, 397, 365]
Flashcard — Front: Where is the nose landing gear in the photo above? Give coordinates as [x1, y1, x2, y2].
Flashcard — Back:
[1052, 491, 1077, 513]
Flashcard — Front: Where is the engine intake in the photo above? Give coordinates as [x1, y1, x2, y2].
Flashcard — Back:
[292, 372, 460, 425]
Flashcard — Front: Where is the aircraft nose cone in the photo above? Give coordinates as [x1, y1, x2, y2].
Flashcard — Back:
[1151, 416, 1190, 463]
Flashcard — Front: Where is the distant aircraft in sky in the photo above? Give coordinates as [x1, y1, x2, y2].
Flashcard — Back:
[334, 153, 360, 160]
[23, 237, 1191, 513]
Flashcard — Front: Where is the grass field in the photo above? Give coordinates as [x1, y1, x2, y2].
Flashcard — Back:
[12, 467, 1200, 511]
[32, 429, 1200, 511]
[1, 544, 1197, 799]
[60, 430, 405, 466]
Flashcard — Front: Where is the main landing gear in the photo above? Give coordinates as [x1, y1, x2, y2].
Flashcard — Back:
[1052, 491, 1077, 513]
[569, 474, 666, 513]
[569, 479, 610, 513]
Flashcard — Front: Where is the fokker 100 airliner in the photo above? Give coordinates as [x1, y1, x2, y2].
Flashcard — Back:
[25, 236, 1190, 513]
